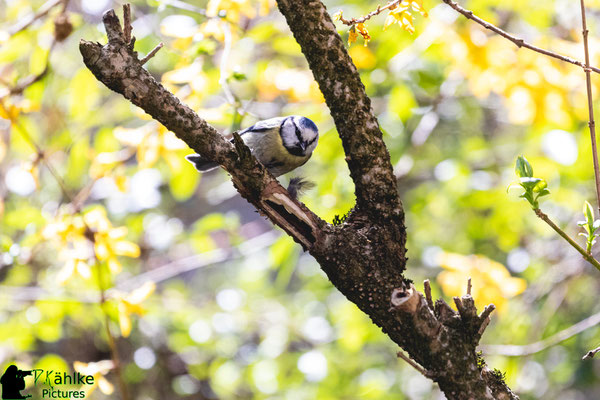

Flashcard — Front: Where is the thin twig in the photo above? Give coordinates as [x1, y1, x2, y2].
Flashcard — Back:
[123, 4, 132, 45]
[479, 304, 495, 322]
[0, 100, 73, 202]
[535, 209, 600, 271]
[159, 0, 206, 15]
[579, 0, 600, 215]
[94, 260, 131, 400]
[139, 42, 163, 65]
[8, 0, 62, 36]
[483, 309, 600, 356]
[423, 279, 434, 310]
[583, 345, 600, 360]
[7, 40, 57, 96]
[441, 0, 600, 75]
[467, 277, 472, 295]
[397, 350, 431, 377]
[478, 304, 495, 335]
[337, 0, 401, 25]
[219, 21, 238, 108]
[0, 231, 279, 304]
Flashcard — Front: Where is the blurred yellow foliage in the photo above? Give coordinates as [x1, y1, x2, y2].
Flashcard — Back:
[207, 0, 256, 22]
[73, 360, 114, 396]
[436, 251, 526, 313]
[114, 282, 156, 337]
[84, 208, 140, 274]
[441, 25, 591, 125]
[43, 207, 140, 283]
[258, 64, 324, 102]
[385, 0, 427, 34]
[113, 122, 187, 170]
[349, 45, 376, 69]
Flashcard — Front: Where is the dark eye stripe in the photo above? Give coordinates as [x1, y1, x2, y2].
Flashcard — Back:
[279, 116, 291, 131]
[307, 136, 317, 145]
[294, 121, 303, 144]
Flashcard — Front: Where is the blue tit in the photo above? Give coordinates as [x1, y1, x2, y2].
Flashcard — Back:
[185, 115, 319, 177]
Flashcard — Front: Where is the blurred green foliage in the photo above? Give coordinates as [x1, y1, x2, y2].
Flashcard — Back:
[2, 0, 600, 398]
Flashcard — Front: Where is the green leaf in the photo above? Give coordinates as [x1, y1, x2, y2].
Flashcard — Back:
[536, 188, 550, 197]
[515, 155, 533, 178]
[231, 71, 247, 81]
[519, 177, 541, 190]
[532, 179, 547, 193]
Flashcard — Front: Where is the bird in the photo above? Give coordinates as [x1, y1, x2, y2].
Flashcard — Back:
[185, 115, 319, 177]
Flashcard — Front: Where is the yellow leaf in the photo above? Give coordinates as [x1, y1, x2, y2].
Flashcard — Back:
[355, 23, 371, 45]
[97, 377, 114, 395]
[383, 14, 397, 31]
[94, 241, 110, 260]
[332, 10, 343, 21]
[437, 251, 526, 314]
[114, 240, 141, 258]
[118, 302, 132, 337]
[107, 257, 122, 273]
[348, 25, 358, 46]
[125, 282, 156, 304]
[114, 175, 128, 192]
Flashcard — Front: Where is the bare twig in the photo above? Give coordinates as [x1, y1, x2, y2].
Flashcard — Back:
[8, 0, 62, 36]
[534, 208, 600, 271]
[0, 100, 73, 202]
[219, 21, 235, 104]
[479, 304, 495, 322]
[441, 0, 600, 75]
[140, 42, 163, 65]
[397, 350, 431, 377]
[583, 345, 600, 360]
[123, 4, 132, 44]
[423, 279, 434, 310]
[337, 0, 401, 25]
[467, 277, 472, 295]
[579, 0, 600, 215]
[483, 309, 600, 356]
[6, 40, 57, 96]
[0, 231, 279, 303]
[159, 0, 206, 15]
[94, 261, 130, 400]
[478, 304, 495, 335]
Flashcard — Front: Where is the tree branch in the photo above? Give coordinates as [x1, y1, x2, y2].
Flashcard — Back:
[275, 0, 403, 220]
[578, 0, 600, 215]
[80, 4, 518, 399]
[483, 309, 600, 356]
[79, 10, 324, 251]
[441, 0, 600, 75]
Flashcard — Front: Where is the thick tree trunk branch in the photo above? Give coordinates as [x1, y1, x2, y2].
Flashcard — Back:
[275, 0, 403, 221]
[80, 4, 518, 399]
[80, 10, 324, 250]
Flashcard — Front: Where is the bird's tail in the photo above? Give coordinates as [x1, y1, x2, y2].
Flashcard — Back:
[185, 154, 219, 173]
[287, 176, 315, 200]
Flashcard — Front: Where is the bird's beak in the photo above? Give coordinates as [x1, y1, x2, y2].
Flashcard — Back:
[300, 142, 306, 152]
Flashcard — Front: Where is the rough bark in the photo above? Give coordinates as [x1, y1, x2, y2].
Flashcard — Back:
[80, 3, 519, 399]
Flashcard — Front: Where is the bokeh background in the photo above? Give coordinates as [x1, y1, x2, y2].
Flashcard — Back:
[3, 0, 600, 398]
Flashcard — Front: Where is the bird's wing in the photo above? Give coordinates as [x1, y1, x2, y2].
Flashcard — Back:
[239, 116, 287, 135]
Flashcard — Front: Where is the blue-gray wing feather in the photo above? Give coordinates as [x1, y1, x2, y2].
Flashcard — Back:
[186, 117, 285, 173]
[239, 117, 285, 135]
